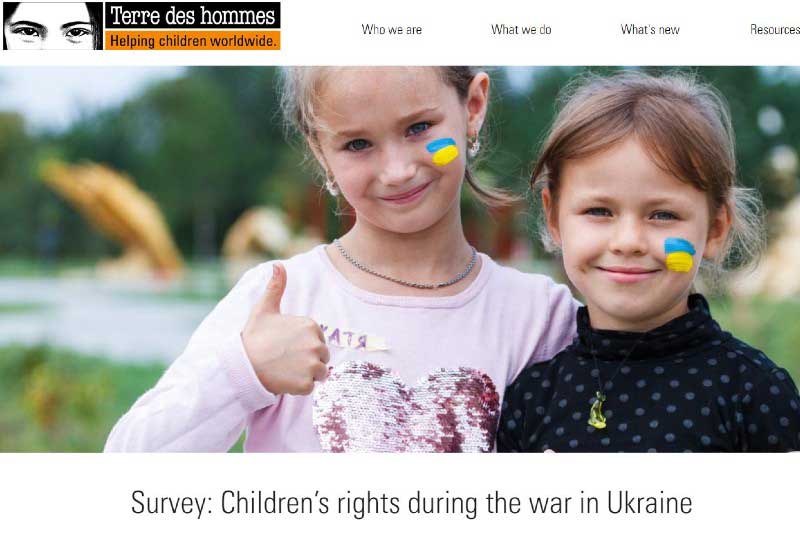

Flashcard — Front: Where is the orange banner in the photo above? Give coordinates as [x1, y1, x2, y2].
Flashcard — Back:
[105, 30, 280, 50]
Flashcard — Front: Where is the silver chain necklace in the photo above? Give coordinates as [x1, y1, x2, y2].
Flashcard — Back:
[333, 239, 478, 290]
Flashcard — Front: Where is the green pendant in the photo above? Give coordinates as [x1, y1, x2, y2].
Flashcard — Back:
[588, 391, 607, 429]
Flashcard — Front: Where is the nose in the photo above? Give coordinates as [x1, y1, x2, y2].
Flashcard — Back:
[609, 215, 648, 257]
[378, 143, 417, 187]
[43, 36, 62, 51]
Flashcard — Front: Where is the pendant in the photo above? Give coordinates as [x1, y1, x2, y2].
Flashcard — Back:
[588, 391, 607, 429]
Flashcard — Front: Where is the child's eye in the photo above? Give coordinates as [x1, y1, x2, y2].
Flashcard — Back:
[650, 211, 678, 221]
[65, 28, 91, 39]
[583, 207, 612, 217]
[345, 139, 371, 152]
[407, 122, 431, 136]
[13, 26, 40, 37]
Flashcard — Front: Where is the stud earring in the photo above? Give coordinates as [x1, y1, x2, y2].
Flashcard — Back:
[467, 135, 481, 159]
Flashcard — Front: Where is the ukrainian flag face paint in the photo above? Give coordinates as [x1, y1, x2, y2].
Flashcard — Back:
[664, 238, 696, 273]
[426, 138, 459, 166]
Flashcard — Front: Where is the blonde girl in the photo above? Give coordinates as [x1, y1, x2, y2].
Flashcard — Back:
[106, 67, 577, 452]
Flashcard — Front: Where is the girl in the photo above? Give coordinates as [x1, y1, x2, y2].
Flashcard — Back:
[498, 72, 800, 452]
[105, 67, 578, 452]
[3, 2, 103, 50]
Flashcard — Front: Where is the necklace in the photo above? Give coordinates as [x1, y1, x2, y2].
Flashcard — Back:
[587, 333, 647, 430]
[333, 239, 478, 290]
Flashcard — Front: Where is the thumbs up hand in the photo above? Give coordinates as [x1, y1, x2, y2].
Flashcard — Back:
[242, 263, 330, 395]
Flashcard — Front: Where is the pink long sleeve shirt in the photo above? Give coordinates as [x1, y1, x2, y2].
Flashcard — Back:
[105, 245, 577, 452]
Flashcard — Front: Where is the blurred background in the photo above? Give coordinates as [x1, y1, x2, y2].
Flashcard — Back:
[1, 66, 799, 451]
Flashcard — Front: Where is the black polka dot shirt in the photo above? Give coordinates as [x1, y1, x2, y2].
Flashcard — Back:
[497, 294, 800, 452]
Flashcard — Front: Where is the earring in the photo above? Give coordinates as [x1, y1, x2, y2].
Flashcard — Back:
[325, 175, 339, 196]
[467, 135, 481, 159]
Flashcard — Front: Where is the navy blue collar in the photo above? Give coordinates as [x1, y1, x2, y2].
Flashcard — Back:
[575, 294, 721, 361]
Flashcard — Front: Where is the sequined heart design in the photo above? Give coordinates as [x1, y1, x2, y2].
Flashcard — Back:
[313, 361, 499, 452]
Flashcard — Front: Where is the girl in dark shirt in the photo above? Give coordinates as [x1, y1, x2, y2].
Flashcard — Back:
[498, 72, 800, 452]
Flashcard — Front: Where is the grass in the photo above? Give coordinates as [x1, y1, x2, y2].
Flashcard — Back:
[0, 258, 95, 278]
[0, 344, 165, 452]
[0, 343, 246, 452]
[0, 302, 50, 314]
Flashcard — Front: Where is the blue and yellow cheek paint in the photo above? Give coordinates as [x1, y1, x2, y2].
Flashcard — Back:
[426, 137, 459, 166]
[664, 238, 696, 273]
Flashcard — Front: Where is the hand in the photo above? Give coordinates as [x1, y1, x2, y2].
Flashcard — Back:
[241, 263, 330, 395]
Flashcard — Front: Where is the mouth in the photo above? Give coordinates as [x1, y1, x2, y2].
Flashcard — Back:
[379, 182, 432, 205]
[597, 266, 660, 284]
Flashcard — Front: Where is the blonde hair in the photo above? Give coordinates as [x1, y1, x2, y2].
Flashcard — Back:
[531, 71, 765, 288]
[279, 66, 517, 208]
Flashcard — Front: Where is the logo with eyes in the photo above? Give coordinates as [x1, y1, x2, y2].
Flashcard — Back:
[4, 3, 98, 50]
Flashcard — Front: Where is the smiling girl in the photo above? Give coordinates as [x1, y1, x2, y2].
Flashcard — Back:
[105, 67, 578, 452]
[498, 72, 800, 452]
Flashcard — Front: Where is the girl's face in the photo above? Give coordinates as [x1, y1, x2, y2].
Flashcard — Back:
[4, 3, 95, 50]
[544, 137, 731, 332]
[312, 68, 487, 235]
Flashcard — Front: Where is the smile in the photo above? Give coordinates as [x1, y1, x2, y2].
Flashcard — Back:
[597, 266, 659, 284]
[379, 182, 432, 205]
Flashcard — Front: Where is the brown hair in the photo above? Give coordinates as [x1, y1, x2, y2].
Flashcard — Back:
[531, 71, 764, 283]
[279, 66, 517, 208]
